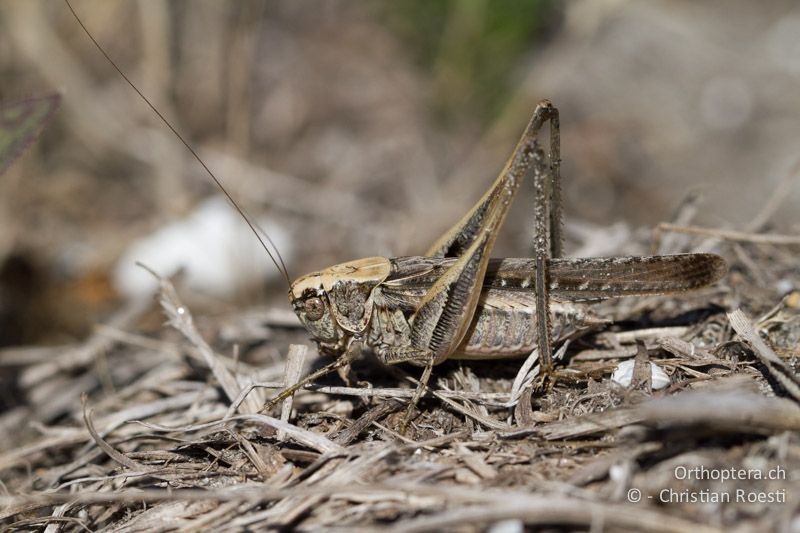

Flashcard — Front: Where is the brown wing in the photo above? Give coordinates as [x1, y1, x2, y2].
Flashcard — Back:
[384, 253, 726, 304]
[485, 254, 727, 300]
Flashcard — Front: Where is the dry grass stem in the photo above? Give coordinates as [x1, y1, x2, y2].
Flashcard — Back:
[278, 344, 307, 440]
[7, 246, 796, 529]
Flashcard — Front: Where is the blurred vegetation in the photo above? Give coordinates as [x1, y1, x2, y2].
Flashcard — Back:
[376, 0, 558, 124]
[0, 95, 60, 175]
[1, 0, 797, 348]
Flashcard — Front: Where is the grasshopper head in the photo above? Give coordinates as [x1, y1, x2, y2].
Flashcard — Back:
[289, 257, 391, 356]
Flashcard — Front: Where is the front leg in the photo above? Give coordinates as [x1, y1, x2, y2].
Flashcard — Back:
[263, 340, 361, 412]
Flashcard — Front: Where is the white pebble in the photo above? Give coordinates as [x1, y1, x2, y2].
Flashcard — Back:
[488, 519, 523, 533]
[611, 360, 670, 390]
[113, 196, 291, 299]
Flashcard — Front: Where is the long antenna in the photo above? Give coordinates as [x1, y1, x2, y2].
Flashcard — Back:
[64, 0, 291, 287]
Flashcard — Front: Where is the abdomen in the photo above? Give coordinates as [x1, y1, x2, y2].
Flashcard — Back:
[454, 289, 595, 359]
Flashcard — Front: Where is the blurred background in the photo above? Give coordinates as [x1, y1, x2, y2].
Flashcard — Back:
[1, 0, 799, 347]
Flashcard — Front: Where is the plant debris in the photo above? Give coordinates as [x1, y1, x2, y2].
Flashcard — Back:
[1, 225, 798, 532]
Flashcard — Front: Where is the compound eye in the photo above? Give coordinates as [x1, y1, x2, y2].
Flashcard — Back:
[304, 297, 325, 321]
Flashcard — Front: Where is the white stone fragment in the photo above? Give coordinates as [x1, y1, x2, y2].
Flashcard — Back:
[113, 196, 291, 299]
[611, 360, 670, 390]
[488, 519, 523, 533]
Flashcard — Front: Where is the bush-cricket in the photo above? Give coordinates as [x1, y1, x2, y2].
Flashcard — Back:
[66, 1, 727, 431]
